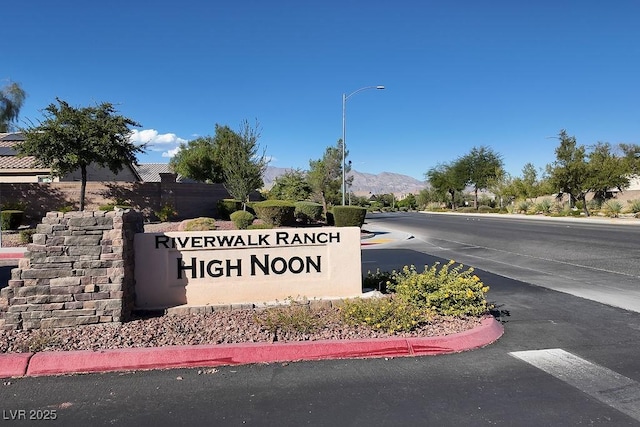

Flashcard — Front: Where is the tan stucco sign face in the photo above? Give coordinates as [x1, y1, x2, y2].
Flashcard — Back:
[134, 227, 363, 309]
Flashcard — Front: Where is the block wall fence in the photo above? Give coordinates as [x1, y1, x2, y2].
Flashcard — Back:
[0, 210, 144, 331]
[0, 180, 234, 223]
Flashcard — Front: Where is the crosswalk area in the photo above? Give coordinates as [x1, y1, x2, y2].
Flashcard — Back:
[510, 349, 640, 422]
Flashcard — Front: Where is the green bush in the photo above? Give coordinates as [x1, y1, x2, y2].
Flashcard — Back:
[392, 263, 490, 317]
[183, 217, 217, 231]
[332, 206, 367, 227]
[340, 296, 434, 334]
[0, 210, 23, 230]
[20, 229, 37, 244]
[155, 204, 177, 222]
[253, 200, 295, 226]
[368, 201, 383, 211]
[294, 201, 323, 224]
[217, 199, 242, 220]
[381, 261, 490, 317]
[230, 210, 254, 229]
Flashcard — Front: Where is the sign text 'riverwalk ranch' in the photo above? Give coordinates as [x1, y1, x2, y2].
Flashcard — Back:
[134, 227, 363, 309]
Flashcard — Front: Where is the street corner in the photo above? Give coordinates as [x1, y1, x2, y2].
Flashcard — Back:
[361, 230, 411, 246]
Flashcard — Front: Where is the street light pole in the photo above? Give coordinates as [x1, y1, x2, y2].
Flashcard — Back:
[341, 85, 384, 206]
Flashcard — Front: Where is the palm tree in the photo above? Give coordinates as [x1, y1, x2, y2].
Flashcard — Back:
[0, 81, 27, 132]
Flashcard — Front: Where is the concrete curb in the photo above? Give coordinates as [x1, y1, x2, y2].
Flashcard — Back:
[0, 317, 503, 378]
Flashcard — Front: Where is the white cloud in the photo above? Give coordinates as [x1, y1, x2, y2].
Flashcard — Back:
[129, 129, 188, 147]
[162, 147, 182, 158]
[130, 129, 188, 159]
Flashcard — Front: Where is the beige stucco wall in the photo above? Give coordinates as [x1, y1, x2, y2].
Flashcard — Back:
[134, 227, 363, 309]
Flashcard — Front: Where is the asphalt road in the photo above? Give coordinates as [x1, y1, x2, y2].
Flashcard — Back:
[2, 213, 640, 425]
[364, 212, 640, 313]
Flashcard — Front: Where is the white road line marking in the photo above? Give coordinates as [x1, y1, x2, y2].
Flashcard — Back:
[510, 349, 640, 421]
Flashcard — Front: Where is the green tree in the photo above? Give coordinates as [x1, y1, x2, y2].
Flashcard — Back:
[546, 130, 590, 215]
[585, 142, 630, 204]
[426, 162, 467, 209]
[620, 143, 640, 175]
[307, 140, 348, 215]
[457, 146, 504, 209]
[18, 98, 143, 211]
[169, 136, 224, 183]
[268, 169, 312, 201]
[488, 172, 518, 210]
[0, 81, 27, 132]
[397, 193, 417, 210]
[219, 120, 269, 210]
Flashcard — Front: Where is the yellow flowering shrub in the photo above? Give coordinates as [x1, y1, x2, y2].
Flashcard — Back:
[345, 260, 491, 333]
[339, 296, 434, 333]
[392, 261, 490, 316]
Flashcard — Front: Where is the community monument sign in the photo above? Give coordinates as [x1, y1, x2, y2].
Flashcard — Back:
[134, 227, 363, 309]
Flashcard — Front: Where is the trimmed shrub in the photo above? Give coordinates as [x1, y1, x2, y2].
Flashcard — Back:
[253, 200, 295, 226]
[294, 201, 323, 224]
[217, 199, 242, 220]
[230, 210, 254, 229]
[332, 206, 367, 227]
[183, 217, 216, 231]
[20, 229, 36, 244]
[0, 210, 23, 230]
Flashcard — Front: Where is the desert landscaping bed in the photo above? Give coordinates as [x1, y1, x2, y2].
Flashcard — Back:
[0, 220, 487, 354]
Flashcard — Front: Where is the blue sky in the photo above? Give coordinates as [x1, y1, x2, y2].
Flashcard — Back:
[4, 1, 639, 181]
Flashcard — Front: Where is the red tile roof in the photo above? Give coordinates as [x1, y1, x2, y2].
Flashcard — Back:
[0, 133, 44, 170]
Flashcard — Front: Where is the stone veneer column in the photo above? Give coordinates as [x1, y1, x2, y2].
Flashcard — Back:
[0, 210, 143, 331]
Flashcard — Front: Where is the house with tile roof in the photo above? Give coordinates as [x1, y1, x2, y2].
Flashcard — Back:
[0, 132, 143, 182]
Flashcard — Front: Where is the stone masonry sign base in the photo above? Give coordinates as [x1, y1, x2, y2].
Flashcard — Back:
[0, 210, 142, 331]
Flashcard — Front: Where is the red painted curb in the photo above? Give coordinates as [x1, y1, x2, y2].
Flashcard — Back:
[0, 353, 32, 378]
[17, 317, 503, 378]
[0, 253, 23, 259]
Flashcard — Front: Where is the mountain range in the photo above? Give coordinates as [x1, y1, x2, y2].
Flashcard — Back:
[262, 166, 427, 196]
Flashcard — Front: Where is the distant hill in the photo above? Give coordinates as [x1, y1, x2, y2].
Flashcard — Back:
[262, 166, 427, 196]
